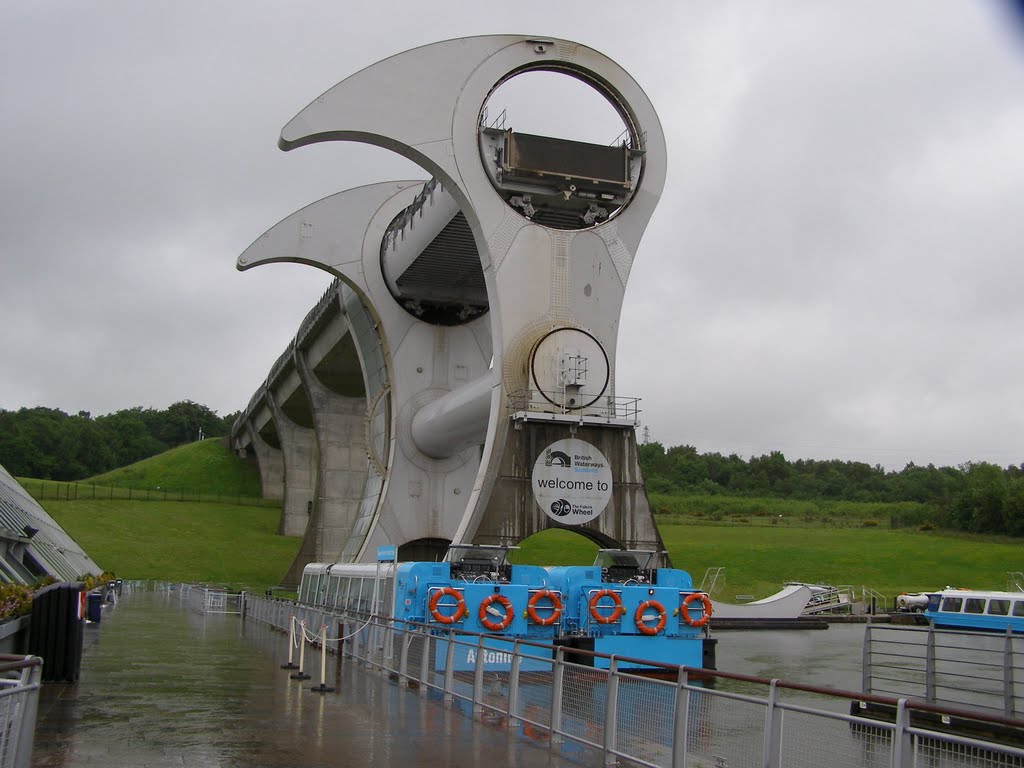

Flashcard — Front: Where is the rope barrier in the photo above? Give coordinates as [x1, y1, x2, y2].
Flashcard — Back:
[298, 615, 374, 643]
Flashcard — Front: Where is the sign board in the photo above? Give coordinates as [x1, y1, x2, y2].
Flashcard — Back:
[531, 438, 613, 525]
[376, 545, 397, 562]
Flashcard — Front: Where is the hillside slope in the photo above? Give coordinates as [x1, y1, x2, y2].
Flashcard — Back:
[86, 438, 262, 497]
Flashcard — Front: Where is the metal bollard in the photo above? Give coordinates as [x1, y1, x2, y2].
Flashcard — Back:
[281, 615, 299, 670]
[311, 625, 335, 693]
[290, 620, 311, 680]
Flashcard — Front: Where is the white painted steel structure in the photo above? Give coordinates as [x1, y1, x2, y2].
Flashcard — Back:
[234, 36, 669, 574]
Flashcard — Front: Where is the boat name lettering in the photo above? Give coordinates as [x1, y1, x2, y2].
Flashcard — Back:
[466, 649, 513, 664]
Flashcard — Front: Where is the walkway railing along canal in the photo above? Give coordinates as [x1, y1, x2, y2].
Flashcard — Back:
[864, 623, 1023, 717]
[0, 655, 41, 768]
[242, 594, 1024, 768]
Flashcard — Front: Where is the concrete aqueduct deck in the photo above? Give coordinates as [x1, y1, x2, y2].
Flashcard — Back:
[231, 36, 669, 586]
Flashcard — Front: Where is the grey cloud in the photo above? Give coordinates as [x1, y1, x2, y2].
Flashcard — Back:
[2, 1, 1022, 471]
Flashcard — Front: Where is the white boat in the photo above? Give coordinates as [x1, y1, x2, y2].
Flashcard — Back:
[923, 588, 1024, 633]
[711, 584, 813, 620]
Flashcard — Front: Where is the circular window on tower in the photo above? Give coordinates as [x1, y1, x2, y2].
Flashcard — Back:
[478, 67, 645, 231]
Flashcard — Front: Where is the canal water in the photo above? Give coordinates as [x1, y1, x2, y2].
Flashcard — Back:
[716, 623, 866, 693]
[30, 592, 871, 767]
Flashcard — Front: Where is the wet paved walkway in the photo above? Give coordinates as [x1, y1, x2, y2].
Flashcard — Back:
[32, 591, 596, 767]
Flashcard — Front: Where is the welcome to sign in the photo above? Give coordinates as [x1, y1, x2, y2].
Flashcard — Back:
[531, 438, 613, 525]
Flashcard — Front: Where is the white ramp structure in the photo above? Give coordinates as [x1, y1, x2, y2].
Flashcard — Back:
[232, 36, 669, 583]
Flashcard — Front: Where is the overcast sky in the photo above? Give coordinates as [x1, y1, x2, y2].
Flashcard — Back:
[2, 1, 1023, 471]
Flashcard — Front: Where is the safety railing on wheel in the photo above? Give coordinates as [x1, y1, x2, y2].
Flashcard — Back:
[0, 655, 42, 768]
[239, 593, 1024, 768]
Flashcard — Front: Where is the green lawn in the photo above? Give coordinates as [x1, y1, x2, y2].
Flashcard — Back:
[44, 499, 299, 590]
[28, 438, 1021, 599]
[40, 494, 1020, 598]
[512, 525, 1022, 598]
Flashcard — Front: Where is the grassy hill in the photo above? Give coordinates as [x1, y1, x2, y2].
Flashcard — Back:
[85, 437, 262, 497]
[45, 499, 298, 590]
[24, 439, 297, 590]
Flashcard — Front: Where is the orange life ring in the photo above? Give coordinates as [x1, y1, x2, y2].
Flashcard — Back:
[429, 587, 466, 624]
[588, 589, 624, 624]
[635, 599, 667, 635]
[478, 593, 514, 631]
[527, 589, 563, 626]
[681, 592, 713, 628]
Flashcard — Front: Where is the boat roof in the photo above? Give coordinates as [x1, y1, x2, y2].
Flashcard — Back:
[930, 588, 1024, 598]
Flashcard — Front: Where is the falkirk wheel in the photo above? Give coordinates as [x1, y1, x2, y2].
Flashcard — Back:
[231, 35, 669, 586]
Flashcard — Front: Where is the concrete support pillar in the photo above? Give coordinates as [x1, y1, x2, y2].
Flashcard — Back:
[266, 392, 317, 538]
[245, 419, 284, 501]
[472, 421, 668, 560]
[295, 349, 368, 560]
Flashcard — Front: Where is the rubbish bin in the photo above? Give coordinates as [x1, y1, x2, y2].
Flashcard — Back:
[87, 591, 103, 623]
[27, 581, 85, 682]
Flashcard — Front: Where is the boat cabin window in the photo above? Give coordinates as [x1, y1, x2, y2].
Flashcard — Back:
[927, 594, 941, 612]
[594, 549, 659, 583]
[1014, 601, 1024, 617]
[988, 599, 1010, 616]
[964, 598, 986, 614]
[940, 596, 963, 613]
[447, 544, 515, 582]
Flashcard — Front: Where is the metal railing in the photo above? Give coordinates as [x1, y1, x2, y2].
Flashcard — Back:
[864, 622, 1023, 717]
[182, 586, 242, 616]
[22, 480, 275, 508]
[0, 655, 42, 768]
[243, 594, 1024, 767]
[506, 389, 641, 425]
[801, 585, 888, 616]
[381, 177, 441, 254]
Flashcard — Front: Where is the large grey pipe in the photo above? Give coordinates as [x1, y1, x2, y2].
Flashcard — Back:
[411, 371, 496, 459]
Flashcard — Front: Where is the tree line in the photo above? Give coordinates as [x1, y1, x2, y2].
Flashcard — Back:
[2, 403, 1020, 537]
[0, 402, 238, 481]
[638, 442, 1024, 537]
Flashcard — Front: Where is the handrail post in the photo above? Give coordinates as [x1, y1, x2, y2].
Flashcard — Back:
[603, 656, 619, 764]
[353, 613, 364, 663]
[399, 625, 412, 684]
[419, 630, 431, 694]
[925, 626, 936, 703]
[472, 635, 487, 718]
[762, 679, 783, 768]
[507, 640, 522, 726]
[671, 666, 690, 768]
[14, 659, 41, 768]
[892, 698, 912, 768]
[443, 630, 457, 704]
[550, 646, 566, 745]
[862, 623, 872, 694]
[1005, 626, 1014, 718]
